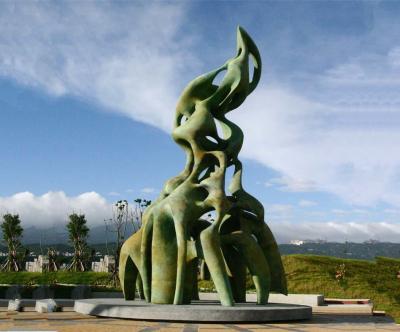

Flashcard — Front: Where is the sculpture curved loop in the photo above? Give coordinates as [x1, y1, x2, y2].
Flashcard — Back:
[119, 26, 287, 306]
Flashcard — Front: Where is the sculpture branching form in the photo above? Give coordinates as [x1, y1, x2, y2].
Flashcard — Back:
[119, 26, 287, 306]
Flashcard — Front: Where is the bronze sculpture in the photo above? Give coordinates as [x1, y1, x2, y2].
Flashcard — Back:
[119, 26, 287, 306]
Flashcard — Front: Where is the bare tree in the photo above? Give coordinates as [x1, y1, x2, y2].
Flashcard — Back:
[104, 199, 151, 285]
[131, 198, 151, 232]
[104, 200, 130, 284]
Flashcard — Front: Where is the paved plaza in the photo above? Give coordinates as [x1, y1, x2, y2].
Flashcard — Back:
[0, 311, 397, 332]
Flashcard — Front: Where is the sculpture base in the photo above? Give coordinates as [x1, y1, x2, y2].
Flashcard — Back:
[74, 299, 312, 322]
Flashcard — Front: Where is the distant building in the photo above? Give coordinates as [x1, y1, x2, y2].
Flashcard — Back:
[290, 240, 305, 246]
[363, 239, 380, 244]
[92, 255, 115, 273]
[290, 239, 327, 245]
[25, 255, 49, 272]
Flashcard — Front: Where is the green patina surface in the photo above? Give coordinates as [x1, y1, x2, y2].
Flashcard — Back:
[119, 27, 287, 306]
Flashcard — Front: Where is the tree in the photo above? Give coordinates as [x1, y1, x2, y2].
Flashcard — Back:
[104, 200, 130, 285]
[0, 214, 24, 271]
[132, 198, 151, 232]
[47, 247, 59, 272]
[66, 213, 89, 272]
[103, 199, 152, 285]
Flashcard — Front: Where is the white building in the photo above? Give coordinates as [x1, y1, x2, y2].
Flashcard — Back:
[92, 255, 115, 272]
[290, 240, 305, 246]
[290, 239, 327, 245]
[26, 255, 49, 272]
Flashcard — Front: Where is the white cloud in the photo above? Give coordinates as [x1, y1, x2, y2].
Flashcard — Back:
[352, 209, 368, 214]
[269, 221, 400, 243]
[141, 187, 156, 194]
[0, 191, 111, 227]
[267, 204, 293, 219]
[0, 2, 193, 131]
[322, 46, 400, 86]
[332, 209, 347, 215]
[298, 200, 317, 208]
[265, 176, 318, 192]
[0, 191, 396, 243]
[384, 208, 400, 214]
[232, 84, 400, 207]
[1, 3, 400, 211]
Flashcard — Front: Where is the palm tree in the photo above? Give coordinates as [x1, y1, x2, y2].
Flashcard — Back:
[66, 213, 89, 272]
[1, 214, 23, 271]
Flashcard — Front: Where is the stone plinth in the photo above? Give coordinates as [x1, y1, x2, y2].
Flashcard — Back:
[199, 292, 324, 306]
[74, 299, 311, 322]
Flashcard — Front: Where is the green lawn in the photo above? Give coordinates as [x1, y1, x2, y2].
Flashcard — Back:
[0, 255, 399, 322]
[283, 255, 400, 323]
[199, 255, 400, 323]
[0, 271, 110, 286]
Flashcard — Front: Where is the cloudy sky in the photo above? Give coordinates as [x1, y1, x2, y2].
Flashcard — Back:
[0, 1, 400, 243]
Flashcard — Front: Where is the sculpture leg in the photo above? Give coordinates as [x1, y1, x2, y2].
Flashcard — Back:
[136, 274, 145, 299]
[173, 213, 188, 304]
[223, 244, 246, 303]
[200, 259, 210, 280]
[119, 252, 138, 300]
[200, 225, 234, 306]
[191, 258, 200, 301]
[119, 230, 143, 300]
[140, 216, 154, 302]
[224, 232, 271, 304]
[246, 217, 287, 295]
[151, 212, 177, 304]
[182, 258, 197, 304]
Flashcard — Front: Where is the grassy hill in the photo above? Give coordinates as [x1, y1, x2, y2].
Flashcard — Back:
[198, 255, 400, 323]
[283, 255, 400, 322]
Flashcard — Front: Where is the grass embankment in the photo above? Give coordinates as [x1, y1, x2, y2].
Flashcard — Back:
[284, 255, 400, 323]
[0, 271, 110, 286]
[199, 255, 400, 323]
[0, 271, 114, 298]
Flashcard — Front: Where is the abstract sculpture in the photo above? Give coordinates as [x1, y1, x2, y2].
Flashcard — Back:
[119, 26, 287, 306]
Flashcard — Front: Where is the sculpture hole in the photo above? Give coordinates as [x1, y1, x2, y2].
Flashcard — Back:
[206, 136, 218, 144]
[249, 54, 257, 84]
[243, 209, 257, 218]
[195, 186, 209, 201]
[212, 70, 226, 87]
[201, 210, 216, 223]
[214, 118, 225, 139]
[197, 167, 210, 182]
[179, 114, 188, 126]
[198, 153, 220, 180]
[225, 164, 235, 194]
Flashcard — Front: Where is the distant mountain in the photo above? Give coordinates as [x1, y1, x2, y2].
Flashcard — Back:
[1, 225, 399, 261]
[279, 242, 400, 260]
[2, 223, 139, 245]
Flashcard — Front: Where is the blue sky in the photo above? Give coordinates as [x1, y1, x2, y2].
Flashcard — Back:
[0, 1, 399, 242]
